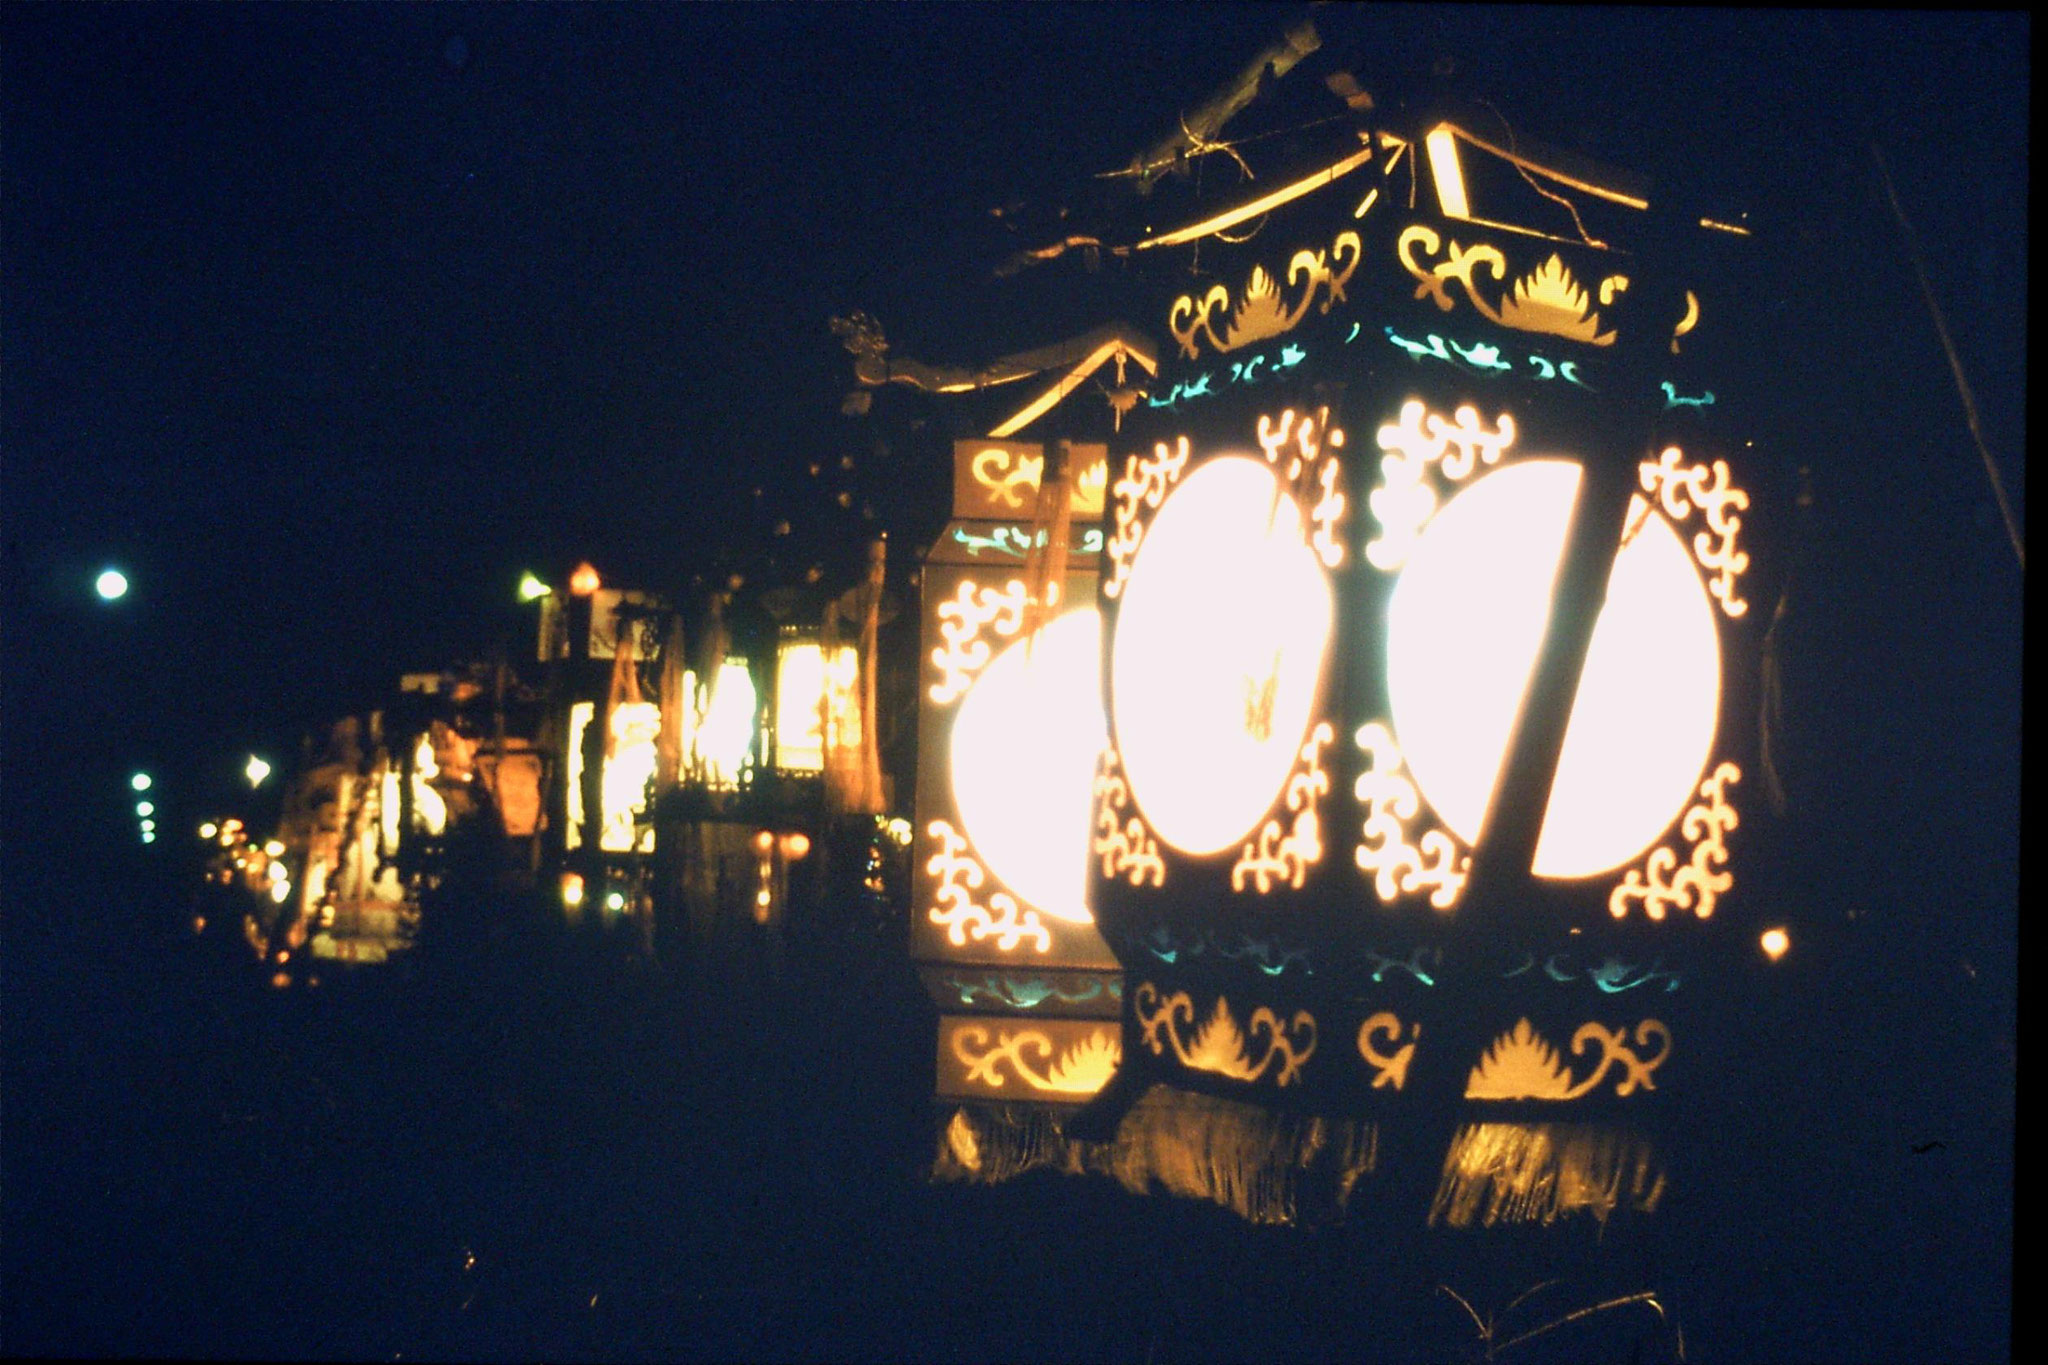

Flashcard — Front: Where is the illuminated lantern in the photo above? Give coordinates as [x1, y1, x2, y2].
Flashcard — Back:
[1073, 109, 1773, 1229]
[568, 561, 602, 597]
[913, 432, 1134, 1086]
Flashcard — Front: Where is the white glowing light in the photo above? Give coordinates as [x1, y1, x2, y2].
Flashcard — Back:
[561, 873, 586, 907]
[1760, 927, 1790, 961]
[774, 641, 859, 773]
[567, 700, 663, 853]
[140, 818, 156, 832]
[1110, 456, 1333, 855]
[130, 772, 152, 792]
[135, 801, 155, 817]
[264, 840, 286, 858]
[948, 607, 1105, 924]
[270, 880, 291, 904]
[696, 660, 758, 787]
[518, 571, 552, 602]
[96, 569, 129, 601]
[604, 890, 626, 912]
[1535, 494, 1721, 876]
[245, 756, 272, 788]
[199, 822, 219, 839]
[1386, 459, 1580, 845]
[141, 831, 157, 844]
[1385, 459, 1723, 880]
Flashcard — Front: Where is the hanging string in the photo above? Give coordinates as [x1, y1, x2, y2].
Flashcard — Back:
[1872, 142, 2025, 573]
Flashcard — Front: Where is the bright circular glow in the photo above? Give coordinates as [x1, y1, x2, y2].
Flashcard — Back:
[604, 891, 626, 912]
[140, 819, 156, 832]
[141, 831, 157, 844]
[1110, 456, 1333, 855]
[1760, 927, 1790, 962]
[264, 840, 286, 857]
[949, 606, 1105, 924]
[245, 756, 272, 788]
[135, 801, 155, 817]
[1535, 491, 1722, 876]
[130, 772, 153, 792]
[96, 569, 129, 601]
[199, 822, 219, 839]
[1385, 459, 1722, 880]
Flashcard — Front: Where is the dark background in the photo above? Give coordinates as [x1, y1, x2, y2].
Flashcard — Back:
[3, 6, 2021, 1361]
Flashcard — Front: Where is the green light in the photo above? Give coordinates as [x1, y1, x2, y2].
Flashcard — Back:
[130, 772, 152, 792]
[136, 801, 155, 816]
[96, 569, 130, 601]
[518, 571, 552, 602]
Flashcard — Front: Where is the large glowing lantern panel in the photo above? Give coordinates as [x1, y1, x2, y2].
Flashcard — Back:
[1111, 456, 1333, 855]
[948, 608, 1105, 924]
[1385, 459, 1722, 879]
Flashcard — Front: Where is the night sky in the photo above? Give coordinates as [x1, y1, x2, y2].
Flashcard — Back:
[2, 6, 2023, 1357]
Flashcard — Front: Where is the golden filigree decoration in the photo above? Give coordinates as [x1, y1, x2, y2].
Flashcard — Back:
[925, 817, 1052, 953]
[1609, 762, 1740, 921]
[1254, 408, 1349, 570]
[1638, 447, 1750, 617]
[970, 446, 1109, 516]
[1310, 454, 1346, 569]
[1169, 231, 1363, 359]
[1104, 437, 1190, 600]
[1091, 749, 1165, 888]
[928, 579, 1031, 705]
[1366, 400, 1516, 570]
[1134, 983, 1317, 1088]
[1230, 721, 1334, 893]
[1398, 225, 1626, 346]
[952, 1024, 1121, 1096]
[1464, 1017, 1673, 1101]
[1358, 1011, 1420, 1091]
[1354, 721, 1469, 910]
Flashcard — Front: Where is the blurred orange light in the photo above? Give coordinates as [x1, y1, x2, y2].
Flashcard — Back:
[752, 828, 775, 855]
[569, 562, 602, 596]
[561, 871, 586, 907]
[1760, 927, 1790, 962]
[777, 831, 811, 861]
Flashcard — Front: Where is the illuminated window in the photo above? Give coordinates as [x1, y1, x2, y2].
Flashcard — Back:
[1110, 456, 1333, 855]
[695, 660, 758, 788]
[774, 640, 860, 774]
[1384, 459, 1722, 880]
[567, 699, 661, 852]
[947, 607, 1105, 925]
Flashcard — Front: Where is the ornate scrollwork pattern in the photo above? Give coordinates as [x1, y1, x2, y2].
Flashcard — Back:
[1609, 762, 1740, 921]
[1397, 225, 1626, 346]
[969, 446, 1110, 516]
[1354, 722, 1470, 909]
[928, 579, 1030, 704]
[1230, 721, 1334, 893]
[1104, 437, 1190, 600]
[1464, 1017, 1673, 1101]
[1357, 1011, 1421, 1091]
[1310, 454, 1346, 569]
[1366, 400, 1517, 570]
[951, 1025, 1121, 1096]
[1090, 750, 1165, 888]
[1170, 231, 1363, 360]
[925, 818, 1051, 953]
[1134, 983, 1316, 1088]
[1638, 447, 1751, 617]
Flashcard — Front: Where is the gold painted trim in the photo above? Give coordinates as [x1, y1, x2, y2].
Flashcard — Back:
[1104, 437, 1190, 600]
[1134, 983, 1316, 1088]
[1637, 447, 1750, 617]
[925, 817, 1052, 954]
[1354, 721, 1470, 910]
[1091, 749, 1165, 888]
[1397, 225, 1628, 346]
[1230, 721, 1334, 893]
[1465, 1017, 1672, 1101]
[1366, 399, 1517, 571]
[1609, 762, 1740, 921]
[1133, 141, 1376, 252]
[928, 579, 1032, 705]
[951, 1023, 1121, 1096]
[1357, 1011, 1420, 1091]
[1169, 230, 1362, 360]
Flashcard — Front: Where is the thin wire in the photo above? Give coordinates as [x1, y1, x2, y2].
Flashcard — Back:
[1872, 141, 2024, 572]
[1477, 99, 1607, 250]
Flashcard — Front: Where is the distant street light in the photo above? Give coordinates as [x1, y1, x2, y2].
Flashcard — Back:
[95, 568, 129, 601]
[245, 755, 272, 788]
[130, 772, 152, 792]
[518, 571, 552, 602]
[135, 800, 155, 817]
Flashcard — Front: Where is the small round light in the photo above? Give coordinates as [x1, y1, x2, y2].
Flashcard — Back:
[1760, 927, 1790, 962]
[140, 818, 156, 832]
[569, 562, 602, 597]
[135, 800, 155, 817]
[130, 772, 153, 792]
[518, 571, 552, 602]
[561, 872, 586, 907]
[270, 880, 291, 904]
[777, 831, 811, 861]
[141, 831, 157, 844]
[245, 756, 272, 788]
[199, 822, 219, 839]
[604, 890, 626, 912]
[752, 829, 775, 856]
[264, 840, 285, 858]
[96, 569, 129, 601]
